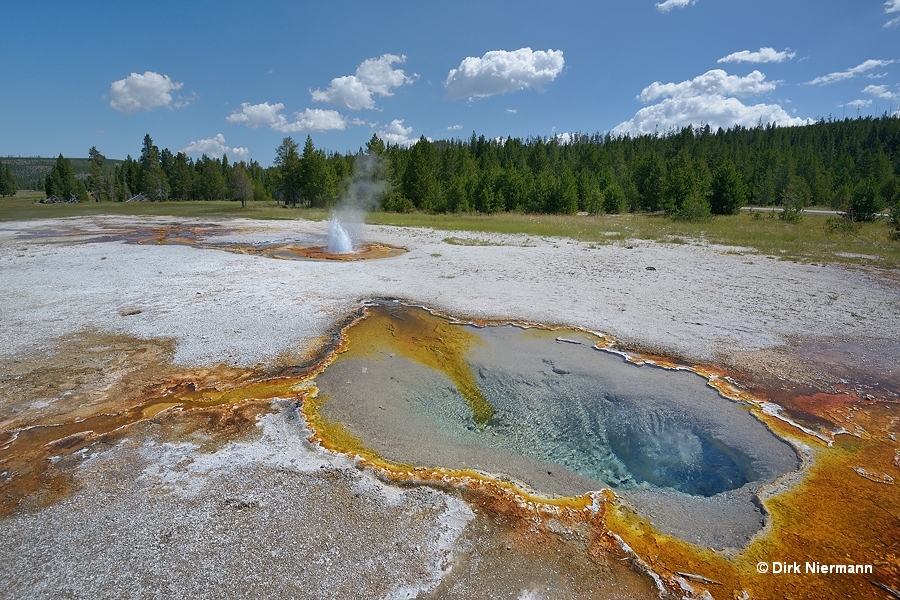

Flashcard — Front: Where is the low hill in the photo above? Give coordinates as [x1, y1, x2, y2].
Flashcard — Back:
[2, 157, 123, 191]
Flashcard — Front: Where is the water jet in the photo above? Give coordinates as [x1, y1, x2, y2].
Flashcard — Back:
[326, 216, 355, 254]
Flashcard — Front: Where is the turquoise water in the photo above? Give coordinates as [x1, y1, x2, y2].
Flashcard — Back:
[316, 308, 798, 500]
[412, 354, 756, 497]
[394, 323, 788, 498]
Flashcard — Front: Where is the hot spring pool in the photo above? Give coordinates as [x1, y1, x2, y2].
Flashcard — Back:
[311, 302, 800, 548]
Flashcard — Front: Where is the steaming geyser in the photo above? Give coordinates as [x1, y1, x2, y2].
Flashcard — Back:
[322, 153, 384, 255]
[327, 216, 354, 254]
[274, 154, 404, 260]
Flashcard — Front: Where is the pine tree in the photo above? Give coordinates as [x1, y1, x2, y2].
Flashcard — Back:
[602, 180, 627, 214]
[194, 155, 228, 200]
[576, 169, 603, 214]
[139, 134, 169, 200]
[88, 146, 107, 202]
[45, 154, 88, 202]
[633, 153, 666, 212]
[168, 153, 195, 200]
[551, 167, 579, 214]
[299, 136, 333, 208]
[365, 133, 385, 156]
[401, 137, 441, 211]
[710, 159, 747, 215]
[274, 137, 301, 206]
[0, 160, 17, 196]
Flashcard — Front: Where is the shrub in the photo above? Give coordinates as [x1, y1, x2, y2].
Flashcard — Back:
[889, 199, 900, 241]
[601, 182, 628, 214]
[844, 178, 885, 222]
[826, 215, 860, 235]
[779, 192, 803, 223]
[672, 190, 712, 222]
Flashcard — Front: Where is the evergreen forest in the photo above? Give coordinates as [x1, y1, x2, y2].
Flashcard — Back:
[17, 115, 900, 223]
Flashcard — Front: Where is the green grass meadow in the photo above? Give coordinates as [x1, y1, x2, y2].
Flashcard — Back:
[3, 191, 898, 268]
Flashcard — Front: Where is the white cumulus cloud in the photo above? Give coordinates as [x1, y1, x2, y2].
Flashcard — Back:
[277, 108, 349, 133]
[181, 134, 249, 161]
[377, 119, 420, 147]
[226, 101, 286, 129]
[311, 54, 416, 110]
[109, 71, 185, 114]
[614, 96, 807, 136]
[227, 102, 349, 133]
[718, 47, 796, 64]
[655, 0, 698, 12]
[639, 69, 776, 102]
[806, 59, 896, 85]
[444, 47, 564, 100]
[614, 69, 807, 136]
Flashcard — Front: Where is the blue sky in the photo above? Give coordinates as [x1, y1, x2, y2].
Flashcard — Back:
[2, 1, 898, 166]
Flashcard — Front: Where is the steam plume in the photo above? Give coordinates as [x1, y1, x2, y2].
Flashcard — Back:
[327, 153, 386, 253]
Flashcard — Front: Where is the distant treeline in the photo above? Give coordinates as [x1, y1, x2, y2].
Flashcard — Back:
[19, 115, 900, 222]
[363, 116, 900, 221]
[2, 156, 122, 191]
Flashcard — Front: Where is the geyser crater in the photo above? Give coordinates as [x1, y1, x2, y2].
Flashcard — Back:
[310, 302, 802, 549]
